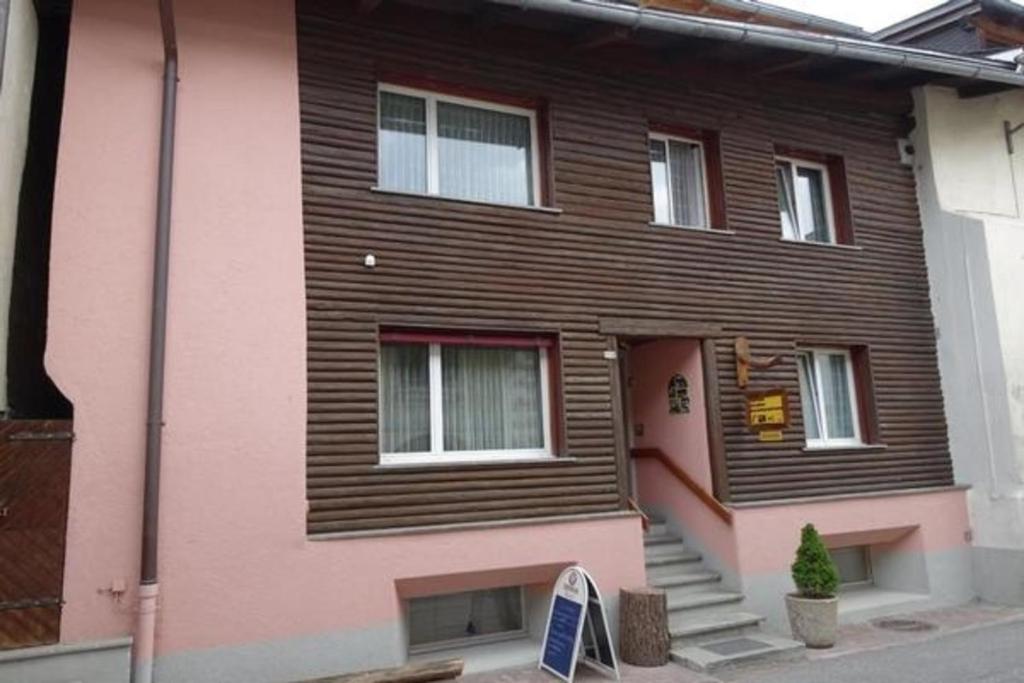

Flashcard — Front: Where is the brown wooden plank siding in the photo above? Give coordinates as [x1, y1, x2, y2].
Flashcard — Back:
[297, 2, 953, 534]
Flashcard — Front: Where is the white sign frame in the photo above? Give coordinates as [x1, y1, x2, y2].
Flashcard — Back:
[539, 566, 620, 683]
[577, 567, 620, 680]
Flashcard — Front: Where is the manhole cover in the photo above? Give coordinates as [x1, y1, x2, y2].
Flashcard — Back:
[872, 618, 937, 632]
[701, 638, 772, 656]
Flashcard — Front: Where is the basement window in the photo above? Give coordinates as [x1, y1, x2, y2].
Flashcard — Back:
[408, 586, 526, 653]
[830, 546, 873, 587]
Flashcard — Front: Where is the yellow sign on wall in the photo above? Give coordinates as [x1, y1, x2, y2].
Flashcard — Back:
[746, 389, 790, 433]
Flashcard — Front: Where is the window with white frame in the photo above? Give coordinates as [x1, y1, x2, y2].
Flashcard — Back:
[796, 349, 861, 448]
[775, 157, 835, 244]
[377, 84, 541, 207]
[378, 333, 554, 465]
[649, 133, 709, 228]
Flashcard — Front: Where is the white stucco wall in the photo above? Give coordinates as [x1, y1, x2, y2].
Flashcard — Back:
[912, 85, 1024, 563]
[0, 0, 38, 414]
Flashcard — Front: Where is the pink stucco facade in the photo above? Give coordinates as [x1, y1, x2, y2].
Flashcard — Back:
[630, 339, 712, 491]
[46, 0, 645, 671]
[732, 488, 971, 576]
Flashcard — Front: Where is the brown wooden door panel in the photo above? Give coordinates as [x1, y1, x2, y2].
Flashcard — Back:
[0, 421, 72, 650]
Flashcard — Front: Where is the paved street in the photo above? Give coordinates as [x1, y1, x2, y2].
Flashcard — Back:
[460, 607, 1024, 683]
[721, 620, 1024, 683]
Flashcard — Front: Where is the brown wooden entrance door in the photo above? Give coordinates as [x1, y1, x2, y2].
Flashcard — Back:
[0, 420, 73, 650]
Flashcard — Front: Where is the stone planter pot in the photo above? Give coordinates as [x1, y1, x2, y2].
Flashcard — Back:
[785, 594, 839, 648]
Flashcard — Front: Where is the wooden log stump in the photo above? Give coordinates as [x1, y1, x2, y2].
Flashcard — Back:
[619, 586, 670, 667]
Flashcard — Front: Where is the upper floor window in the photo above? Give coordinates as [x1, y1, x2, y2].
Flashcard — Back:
[776, 156, 836, 244]
[796, 348, 862, 449]
[378, 84, 541, 207]
[649, 133, 709, 229]
[378, 331, 555, 465]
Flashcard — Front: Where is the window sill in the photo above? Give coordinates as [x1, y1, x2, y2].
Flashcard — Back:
[650, 222, 736, 236]
[375, 455, 576, 471]
[802, 443, 888, 454]
[409, 630, 529, 657]
[370, 186, 563, 215]
[779, 237, 863, 251]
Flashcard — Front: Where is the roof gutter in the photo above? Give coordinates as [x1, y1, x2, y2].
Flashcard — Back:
[704, 0, 868, 37]
[495, 0, 1024, 86]
[132, 1, 177, 682]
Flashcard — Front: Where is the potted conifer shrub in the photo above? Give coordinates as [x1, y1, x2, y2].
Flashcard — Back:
[785, 523, 840, 648]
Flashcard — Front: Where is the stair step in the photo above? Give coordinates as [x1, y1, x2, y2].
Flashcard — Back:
[649, 571, 722, 589]
[643, 533, 681, 547]
[669, 611, 764, 641]
[671, 634, 805, 673]
[667, 591, 744, 613]
[644, 549, 702, 567]
[645, 542, 690, 557]
[645, 544, 693, 560]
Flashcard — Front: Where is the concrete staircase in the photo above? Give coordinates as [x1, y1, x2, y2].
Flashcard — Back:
[644, 518, 804, 672]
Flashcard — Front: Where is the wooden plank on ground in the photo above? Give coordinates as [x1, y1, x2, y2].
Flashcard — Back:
[301, 659, 463, 683]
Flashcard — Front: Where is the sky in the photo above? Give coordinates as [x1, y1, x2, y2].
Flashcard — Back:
[766, 0, 952, 32]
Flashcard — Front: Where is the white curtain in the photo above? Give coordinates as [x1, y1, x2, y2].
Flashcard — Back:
[379, 92, 427, 193]
[442, 346, 543, 451]
[797, 353, 822, 441]
[822, 354, 855, 439]
[437, 101, 533, 205]
[668, 140, 707, 227]
[379, 344, 431, 453]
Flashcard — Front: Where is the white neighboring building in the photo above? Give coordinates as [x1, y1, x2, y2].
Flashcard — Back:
[911, 83, 1024, 604]
[881, 0, 1024, 606]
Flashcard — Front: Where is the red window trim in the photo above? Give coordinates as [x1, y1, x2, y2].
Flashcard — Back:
[774, 144, 830, 166]
[850, 345, 881, 445]
[380, 330, 555, 349]
[376, 70, 541, 111]
[648, 121, 728, 231]
[649, 121, 705, 142]
[774, 144, 855, 245]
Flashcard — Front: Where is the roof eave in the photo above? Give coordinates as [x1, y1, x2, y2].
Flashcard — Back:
[490, 0, 1024, 88]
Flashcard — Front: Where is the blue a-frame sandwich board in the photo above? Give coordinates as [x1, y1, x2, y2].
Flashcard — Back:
[539, 565, 620, 683]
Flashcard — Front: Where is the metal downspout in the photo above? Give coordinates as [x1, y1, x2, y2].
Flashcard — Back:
[133, 2, 177, 682]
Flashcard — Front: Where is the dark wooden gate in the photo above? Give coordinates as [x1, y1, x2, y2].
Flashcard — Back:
[0, 420, 72, 650]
